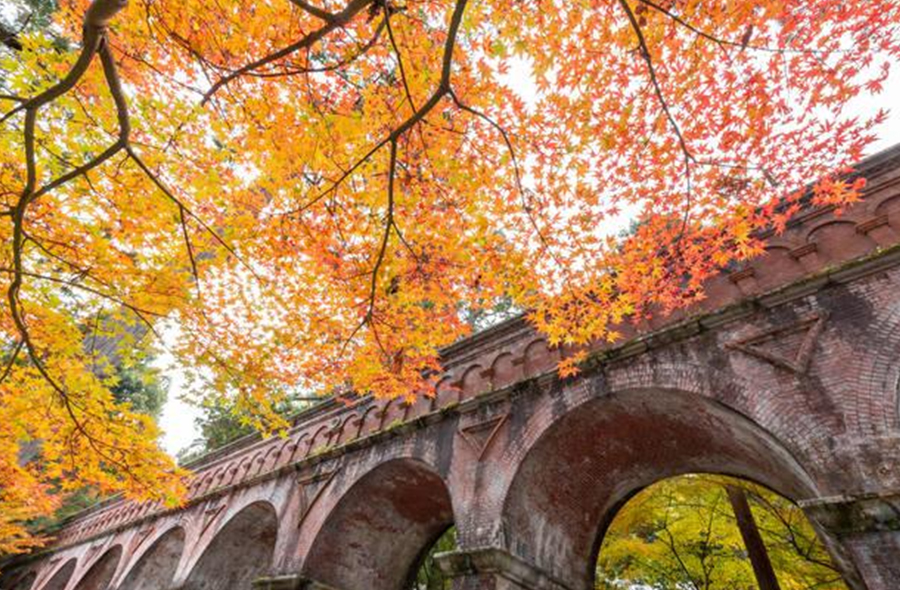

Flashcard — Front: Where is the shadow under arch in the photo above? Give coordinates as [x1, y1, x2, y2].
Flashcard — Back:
[501, 387, 822, 590]
[35, 559, 75, 590]
[116, 527, 185, 590]
[303, 458, 455, 590]
[182, 501, 277, 590]
[73, 546, 121, 590]
[0, 570, 36, 590]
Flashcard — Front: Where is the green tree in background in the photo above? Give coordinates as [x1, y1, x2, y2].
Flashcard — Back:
[109, 359, 167, 422]
[0, 0, 64, 51]
[177, 394, 316, 464]
[409, 527, 457, 590]
[596, 475, 846, 590]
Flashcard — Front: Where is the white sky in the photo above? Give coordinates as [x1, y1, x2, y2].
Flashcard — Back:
[157, 58, 900, 457]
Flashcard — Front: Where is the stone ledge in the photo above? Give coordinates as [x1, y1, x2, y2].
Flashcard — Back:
[435, 547, 574, 590]
[800, 492, 900, 536]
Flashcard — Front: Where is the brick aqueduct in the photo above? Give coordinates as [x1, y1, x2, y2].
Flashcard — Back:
[5, 145, 900, 590]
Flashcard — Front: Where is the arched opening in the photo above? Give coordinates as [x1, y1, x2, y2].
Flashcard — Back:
[33, 558, 77, 590]
[182, 502, 277, 590]
[502, 388, 847, 590]
[596, 474, 848, 590]
[303, 458, 455, 590]
[73, 546, 121, 590]
[36, 559, 75, 590]
[407, 526, 457, 590]
[117, 527, 185, 590]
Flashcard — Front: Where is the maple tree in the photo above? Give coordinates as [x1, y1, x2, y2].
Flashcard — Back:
[1, 0, 898, 554]
[597, 475, 848, 590]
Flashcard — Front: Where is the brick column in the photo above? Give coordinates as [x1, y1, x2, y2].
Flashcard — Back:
[435, 547, 575, 590]
[800, 493, 900, 590]
[252, 574, 340, 590]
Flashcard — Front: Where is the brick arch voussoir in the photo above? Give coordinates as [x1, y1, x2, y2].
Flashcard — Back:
[852, 296, 900, 435]
[172, 494, 280, 589]
[463, 361, 818, 546]
[298, 445, 457, 590]
[492, 366, 821, 589]
[32, 557, 77, 590]
[69, 544, 123, 590]
[110, 524, 185, 590]
[295, 435, 460, 571]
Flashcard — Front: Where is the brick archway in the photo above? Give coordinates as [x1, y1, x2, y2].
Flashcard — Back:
[302, 458, 455, 590]
[181, 502, 277, 590]
[116, 527, 184, 590]
[34, 560, 75, 590]
[72, 546, 120, 590]
[501, 388, 822, 590]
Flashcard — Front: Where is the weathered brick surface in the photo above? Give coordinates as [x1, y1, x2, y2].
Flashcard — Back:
[5, 145, 900, 590]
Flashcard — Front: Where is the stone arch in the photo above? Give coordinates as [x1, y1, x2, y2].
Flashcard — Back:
[35, 559, 76, 590]
[500, 387, 819, 590]
[302, 458, 455, 590]
[181, 501, 277, 590]
[72, 546, 121, 590]
[116, 527, 184, 590]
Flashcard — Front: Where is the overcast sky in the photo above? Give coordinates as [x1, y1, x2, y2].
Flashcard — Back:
[157, 59, 900, 457]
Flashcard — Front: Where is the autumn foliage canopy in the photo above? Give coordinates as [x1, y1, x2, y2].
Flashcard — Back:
[0, 0, 898, 553]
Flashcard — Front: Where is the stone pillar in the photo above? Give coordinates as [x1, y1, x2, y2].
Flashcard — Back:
[252, 574, 340, 590]
[800, 492, 900, 590]
[434, 547, 575, 590]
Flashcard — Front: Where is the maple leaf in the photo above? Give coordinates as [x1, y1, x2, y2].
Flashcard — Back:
[0, 0, 897, 551]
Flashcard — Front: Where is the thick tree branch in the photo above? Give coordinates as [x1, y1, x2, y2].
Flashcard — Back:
[201, 0, 375, 104]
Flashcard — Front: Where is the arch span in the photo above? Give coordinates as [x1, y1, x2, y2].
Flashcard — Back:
[181, 502, 277, 590]
[72, 546, 121, 590]
[35, 559, 75, 590]
[117, 527, 184, 590]
[303, 458, 455, 590]
[502, 387, 819, 590]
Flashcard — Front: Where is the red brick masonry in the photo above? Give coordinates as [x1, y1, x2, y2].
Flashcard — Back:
[5, 145, 900, 590]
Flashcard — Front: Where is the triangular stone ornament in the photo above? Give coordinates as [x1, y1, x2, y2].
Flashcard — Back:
[200, 503, 226, 536]
[726, 312, 828, 375]
[296, 468, 340, 529]
[459, 413, 508, 460]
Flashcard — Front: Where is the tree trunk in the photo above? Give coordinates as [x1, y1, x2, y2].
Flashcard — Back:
[727, 485, 782, 590]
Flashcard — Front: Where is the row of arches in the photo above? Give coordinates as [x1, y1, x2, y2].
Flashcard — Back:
[8, 388, 860, 590]
[19, 503, 275, 590]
